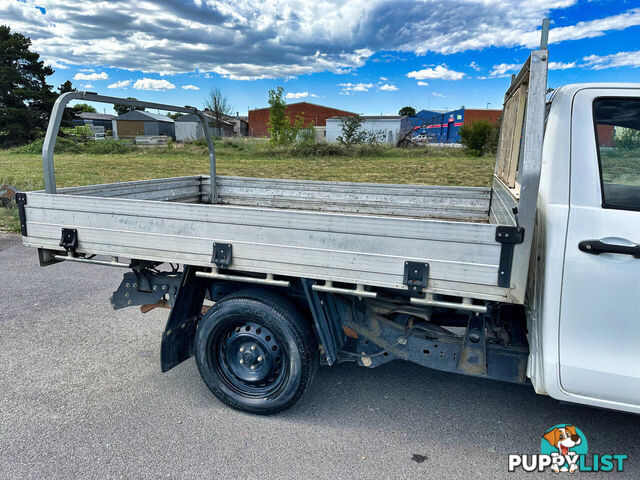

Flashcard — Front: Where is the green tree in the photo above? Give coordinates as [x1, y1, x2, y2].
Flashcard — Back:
[337, 115, 367, 146]
[398, 106, 416, 116]
[58, 80, 75, 94]
[458, 120, 495, 156]
[58, 80, 77, 127]
[167, 112, 184, 120]
[0, 25, 56, 148]
[72, 103, 96, 114]
[113, 97, 145, 116]
[267, 86, 303, 145]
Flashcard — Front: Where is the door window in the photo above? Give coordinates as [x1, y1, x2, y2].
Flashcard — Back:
[593, 98, 640, 211]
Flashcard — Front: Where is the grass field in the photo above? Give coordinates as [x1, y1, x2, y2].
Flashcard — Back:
[0, 140, 493, 232]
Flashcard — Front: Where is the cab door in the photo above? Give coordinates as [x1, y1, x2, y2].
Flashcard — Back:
[560, 89, 640, 406]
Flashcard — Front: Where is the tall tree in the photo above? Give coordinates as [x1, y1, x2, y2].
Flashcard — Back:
[398, 106, 416, 116]
[113, 97, 145, 116]
[72, 103, 96, 114]
[0, 25, 56, 148]
[267, 86, 302, 145]
[58, 80, 77, 127]
[204, 87, 233, 134]
[58, 80, 75, 94]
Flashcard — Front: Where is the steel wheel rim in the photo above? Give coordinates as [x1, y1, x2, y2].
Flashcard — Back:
[211, 320, 288, 398]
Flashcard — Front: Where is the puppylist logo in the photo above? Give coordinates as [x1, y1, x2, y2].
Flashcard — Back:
[508, 424, 628, 473]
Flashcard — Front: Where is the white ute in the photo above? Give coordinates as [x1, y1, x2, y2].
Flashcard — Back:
[16, 32, 640, 414]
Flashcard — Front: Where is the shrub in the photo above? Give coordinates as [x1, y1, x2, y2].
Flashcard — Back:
[458, 120, 495, 156]
[616, 128, 640, 151]
[12, 137, 133, 154]
[290, 141, 345, 157]
[83, 139, 133, 154]
[485, 123, 501, 155]
[337, 115, 368, 146]
[12, 137, 80, 154]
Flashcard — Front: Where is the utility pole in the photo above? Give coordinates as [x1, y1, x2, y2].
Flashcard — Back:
[486, 102, 491, 109]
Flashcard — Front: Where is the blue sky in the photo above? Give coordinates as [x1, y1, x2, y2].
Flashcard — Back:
[3, 0, 640, 116]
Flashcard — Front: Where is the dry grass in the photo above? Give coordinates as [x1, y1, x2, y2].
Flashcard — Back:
[0, 141, 493, 232]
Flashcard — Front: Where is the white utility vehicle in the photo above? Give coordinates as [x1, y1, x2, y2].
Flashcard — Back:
[16, 32, 640, 414]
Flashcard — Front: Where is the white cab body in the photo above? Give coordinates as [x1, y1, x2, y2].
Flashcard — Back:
[528, 84, 640, 414]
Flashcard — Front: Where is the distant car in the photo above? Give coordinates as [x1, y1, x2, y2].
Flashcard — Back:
[413, 133, 431, 143]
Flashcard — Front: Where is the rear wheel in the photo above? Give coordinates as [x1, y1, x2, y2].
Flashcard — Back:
[195, 290, 318, 415]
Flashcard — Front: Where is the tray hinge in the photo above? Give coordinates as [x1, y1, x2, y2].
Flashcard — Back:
[403, 261, 429, 295]
[211, 242, 232, 268]
[59, 228, 78, 255]
[14, 192, 27, 236]
[495, 226, 524, 288]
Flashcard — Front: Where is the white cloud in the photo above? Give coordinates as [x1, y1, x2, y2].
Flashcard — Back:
[339, 82, 374, 93]
[416, 81, 429, 86]
[583, 50, 640, 70]
[469, 61, 481, 71]
[379, 76, 388, 81]
[432, 92, 445, 97]
[182, 84, 200, 90]
[519, 8, 640, 48]
[133, 78, 176, 91]
[487, 60, 577, 79]
[73, 72, 109, 81]
[488, 63, 521, 78]
[379, 83, 398, 91]
[407, 65, 465, 81]
[82, 84, 94, 89]
[285, 91, 318, 99]
[548, 61, 576, 70]
[3, 1, 640, 80]
[78, 68, 95, 72]
[107, 79, 132, 89]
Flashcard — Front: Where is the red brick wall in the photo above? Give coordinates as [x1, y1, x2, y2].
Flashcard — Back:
[596, 124, 615, 147]
[248, 102, 356, 137]
[463, 109, 502, 126]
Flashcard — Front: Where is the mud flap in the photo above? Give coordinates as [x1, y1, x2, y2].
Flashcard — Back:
[160, 266, 209, 372]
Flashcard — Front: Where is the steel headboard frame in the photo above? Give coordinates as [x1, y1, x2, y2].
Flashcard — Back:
[41, 92, 218, 202]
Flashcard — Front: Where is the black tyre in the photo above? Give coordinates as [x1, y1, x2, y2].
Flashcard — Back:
[194, 289, 318, 415]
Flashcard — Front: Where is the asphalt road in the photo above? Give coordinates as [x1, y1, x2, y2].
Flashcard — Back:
[1, 232, 638, 479]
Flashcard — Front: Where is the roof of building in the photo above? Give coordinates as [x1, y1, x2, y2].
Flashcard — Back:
[327, 115, 405, 121]
[76, 112, 116, 120]
[175, 112, 234, 126]
[249, 102, 357, 115]
[115, 110, 175, 122]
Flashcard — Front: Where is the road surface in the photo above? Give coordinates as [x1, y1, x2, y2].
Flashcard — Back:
[1, 232, 638, 479]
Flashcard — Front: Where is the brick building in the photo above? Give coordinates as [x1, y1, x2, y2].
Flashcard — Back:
[248, 102, 356, 137]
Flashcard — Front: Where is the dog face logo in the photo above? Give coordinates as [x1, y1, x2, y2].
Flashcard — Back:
[544, 426, 582, 456]
[541, 425, 588, 473]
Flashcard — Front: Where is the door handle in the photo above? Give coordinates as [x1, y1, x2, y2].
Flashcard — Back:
[579, 240, 640, 258]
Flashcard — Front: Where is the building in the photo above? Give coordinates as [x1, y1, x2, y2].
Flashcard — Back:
[224, 114, 249, 137]
[175, 112, 248, 141]
[325, 116, 412, 143]
[411, 108, 502, 143]
[175, 112, 234, 141]
[248, 102, 356, 138]
[72, 112, 116, 132]
[113, 110, 175, 140]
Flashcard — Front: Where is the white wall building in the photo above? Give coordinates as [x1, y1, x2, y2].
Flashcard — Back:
[325, 116, 409, 143]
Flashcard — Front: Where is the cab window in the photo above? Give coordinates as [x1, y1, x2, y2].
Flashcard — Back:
[593, 98, 640, 211]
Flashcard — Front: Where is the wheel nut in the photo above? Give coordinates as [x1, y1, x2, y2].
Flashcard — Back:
[239, 346, 245, 353]
[239, 359, 244, 364]
[250, 365, 257, 370]
[257, 356, 263, 362]
[250, 345, 256, 351]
